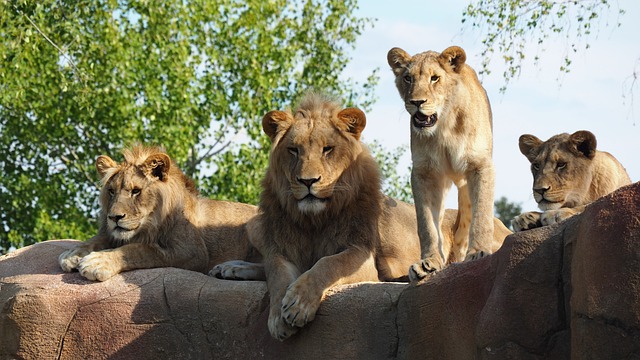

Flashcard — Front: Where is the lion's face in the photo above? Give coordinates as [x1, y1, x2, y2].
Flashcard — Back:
[96, 149, 172, 241]
[262, 101, 366, 215]
[519, 131, 597, 210]
[387, 46, 468, 135]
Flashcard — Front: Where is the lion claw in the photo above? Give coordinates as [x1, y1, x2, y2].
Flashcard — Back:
[408, 257, 442, 282]
[465, 249, 490, 261]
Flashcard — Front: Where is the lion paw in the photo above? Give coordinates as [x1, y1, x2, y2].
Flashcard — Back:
[268, 308, 298, 341]
[58, 247, 91, 272]
[77, 251, 120, 281]
[511, 211, 542, 232]
[540, 208, 576, 226]
[408, 256, 444, 282]
[209, 260, 265, 281]
[464, 248, 491, 261]
[280, 278, 322, 328]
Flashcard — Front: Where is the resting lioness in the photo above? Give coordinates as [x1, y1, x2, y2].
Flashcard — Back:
[512, 130, 631, 231]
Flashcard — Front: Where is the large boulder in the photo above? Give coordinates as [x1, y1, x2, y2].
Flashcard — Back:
[1, 182, 639, 359]
[0, 241, 404, 360]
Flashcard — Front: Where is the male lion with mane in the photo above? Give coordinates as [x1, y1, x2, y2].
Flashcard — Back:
[58, 145, 260, 281]
[387, 46, 498, 281]
[212, 93, 510, 341]
[512, 130, 631, 231]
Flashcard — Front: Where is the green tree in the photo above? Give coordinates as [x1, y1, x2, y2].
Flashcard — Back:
[462, 0, 625, 92]
[494, 196, 522, 230]
[0, 0, 378, 253]
[369, 140, 412, 203]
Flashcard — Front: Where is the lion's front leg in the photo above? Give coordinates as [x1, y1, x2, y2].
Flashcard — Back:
[280, 248, 378, 329]
[541, 206, 582, 226]
[209, 260, 266, 281]
[409, 169, 449, 281]
[77, 248, 124, 281]
[58, 235, 110, 273]
[264, 256, 301, 341]
[77, 242, 205, 282]
[465, 164, 496, 261]
[512, 211, 543, 232]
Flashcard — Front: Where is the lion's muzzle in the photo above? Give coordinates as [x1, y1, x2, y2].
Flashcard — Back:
[412, 111, 437, 128]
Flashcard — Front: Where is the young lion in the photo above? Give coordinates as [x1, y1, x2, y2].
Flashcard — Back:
[250, 94, 413, 341]
[387, 46, 497, 281]
[58, 145, 260, 281]
[512, 130, 631, 232]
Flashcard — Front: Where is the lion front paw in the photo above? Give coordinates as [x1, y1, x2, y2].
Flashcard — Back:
[58, 247, 92, 272]
[408, 256, 444, 282]
[280, 277, 322, 329]
[511, 211, 543, 232]
[209, 260, 265, 281]
[77, 251, 120, 281]
[464, 248, 491, 262]
[268, 307, 298, 341]
[540, 208, 577, 226]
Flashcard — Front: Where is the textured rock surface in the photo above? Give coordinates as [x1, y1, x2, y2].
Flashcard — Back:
[0, 240, 405, 360]
[1, 183, 639, 359]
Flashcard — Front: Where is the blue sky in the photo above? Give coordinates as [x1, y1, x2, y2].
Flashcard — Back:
[346, 1, 640, 211]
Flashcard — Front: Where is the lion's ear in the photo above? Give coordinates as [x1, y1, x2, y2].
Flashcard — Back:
[387, 47, 411, 76]
[262, 110, 292, 142]
[96, 155, 118, 178]
[143, 153, 171, 181]
[439, 46, 467, 73]
[519, 134, 543, 162]
[569, 130, 597, 159]
[338, 107, 366, 140]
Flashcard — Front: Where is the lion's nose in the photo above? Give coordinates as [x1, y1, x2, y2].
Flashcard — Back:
[533, 186, 550, 195]
[297, 177, 320, 188]
[410, 99, 426, 107]
[109, 214, 125, 222]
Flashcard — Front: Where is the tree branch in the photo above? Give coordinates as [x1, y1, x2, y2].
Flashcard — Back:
[13, 4, 87, 84]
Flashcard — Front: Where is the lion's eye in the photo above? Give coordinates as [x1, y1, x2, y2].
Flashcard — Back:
[403, 75, 412, 83]
[131, 188, 141, 196]
[532, 163, 540, 171]
[108, 188, 115, 197]
[430, 75, 440, 83]
[288, 147, 298, 157]
[323, 146, 334, 155]
[556, 162, 566, 170]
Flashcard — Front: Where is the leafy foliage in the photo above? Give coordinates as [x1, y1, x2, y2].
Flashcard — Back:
[494, 196, 522, 230]
[0, 0, 378, 253]
[369, 140, 412, 203]
[462, 0, 625, 92]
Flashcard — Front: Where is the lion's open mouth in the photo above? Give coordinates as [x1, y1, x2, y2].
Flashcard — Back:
[412, 112, 437, 128]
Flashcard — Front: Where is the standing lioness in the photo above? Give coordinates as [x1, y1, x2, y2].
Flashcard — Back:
[388, 46, 497, 281]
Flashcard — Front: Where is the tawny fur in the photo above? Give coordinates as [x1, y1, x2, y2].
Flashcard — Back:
[387, 46, 498, 281]
[58, 145, 260, 281]
[512, 130, 631, 231]
[244, 93, 510, 341]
